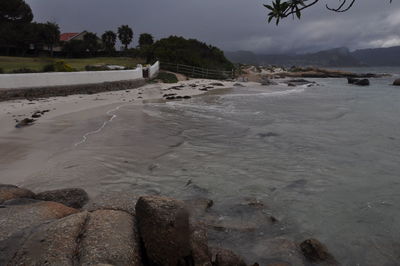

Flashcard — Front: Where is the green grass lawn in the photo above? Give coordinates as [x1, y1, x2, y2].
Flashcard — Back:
[0, 56, 145, 73]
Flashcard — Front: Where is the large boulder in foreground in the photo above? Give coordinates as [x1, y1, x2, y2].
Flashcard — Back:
[79, 209, 143, 265]
[34, 188, 89, 208]
[83, 190, 138, 215]
[0, 201, 78, 241]
[300, 238, 338, 265]
[393, 79, 400, 86]
[212, 248, 247, 266]
[0, 184, 35, 203]
[190, 224, 212, 266]
[136, 195, 191, 266]
[6, 211, 88, 265]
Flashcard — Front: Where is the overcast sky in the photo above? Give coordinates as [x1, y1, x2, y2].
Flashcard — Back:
[25, 0, 400, 54]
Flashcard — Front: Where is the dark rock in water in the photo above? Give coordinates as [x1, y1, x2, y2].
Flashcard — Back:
[285, 79, 315, 87]
[347, 77, 358, 84]
[212, 248, 247, 266]
[79, 210, 142, 265]
[355, 79, 370, 86]
[261, 78, 278, 86]
[190, 224, 212, 266]
[258, 132, 280, 138]
[0, 184, 35, 204]
[7, 211, 88, 265]
[136, 195, 191, 266]
[287, 83, 296, 87]
[300, 238, 338, 264]
[209, 82, 224, 86]
[31, 112, 41, 118]
[176, 95, 183, 99]
[34, 188, 89, 208]
[233, 83, 245, 87]
[166, 96, 176, 100]
[15, 118, 35, 128]
[0, 201, 78, 242]
[199, 88, 209, 91]
[348, 78, 370, 86]
[393, 78, 400, 86]
[183, 95, 192, 99]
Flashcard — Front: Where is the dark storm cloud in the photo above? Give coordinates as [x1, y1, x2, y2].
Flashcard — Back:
[25, 0, 400, 53]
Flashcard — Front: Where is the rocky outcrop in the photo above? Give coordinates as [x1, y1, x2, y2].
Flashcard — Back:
[393, 78, 400, 86]
[35, 188, 89, 208]
[190, 224, 212, 266]
[136, 195, 191, 265]
[79, 210, 143, 265]
[0, 201, 78, 241]
[260, 78, 278, 86]
[212, 248, 247, 266]
[300, 238, 338, 265]
[7, 211, 88, 265]
[348, 78, 370, 86]
[0, 184, 35, 203]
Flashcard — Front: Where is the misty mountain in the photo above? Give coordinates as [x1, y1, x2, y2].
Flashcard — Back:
[225, 46, 400, 67]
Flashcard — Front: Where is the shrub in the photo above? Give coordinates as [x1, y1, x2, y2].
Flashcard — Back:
[11, 68, 37, 73]
[85, 65, 109, 71]
[0, 68, 3, 74]
[155, 71, 178, 83]
[42, 64, 55, 72]
[54, 61, 75, 72]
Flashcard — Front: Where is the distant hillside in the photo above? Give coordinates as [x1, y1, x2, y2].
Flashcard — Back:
[226, 46, 400, 67]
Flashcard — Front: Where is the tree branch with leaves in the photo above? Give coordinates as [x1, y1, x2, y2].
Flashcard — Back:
[265, 0, 393, 25]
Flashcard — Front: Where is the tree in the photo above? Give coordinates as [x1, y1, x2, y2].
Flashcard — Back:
[118, 25, 133, 50]
[39, 22, 60, 56]
[102, 31, 117, 54]
[0, 0, 33, 24]
[138, 33, 154, 48]
[83, 32, 100, 55]
[265, 0, 393, 24]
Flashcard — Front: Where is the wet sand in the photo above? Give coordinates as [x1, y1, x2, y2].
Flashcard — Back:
[0, 79, 235, 190]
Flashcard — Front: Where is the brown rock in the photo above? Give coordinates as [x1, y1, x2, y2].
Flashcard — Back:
[79, 210, 142, 266]
[8, 211, 89, 265]
[190, 224, 212, 266]
[0, 184, 35, 204]
[34, 188, 89, 208]
[393, 79, 400, 86]
[83, 190, 138, 215]
[300, 238, 338, 265]
[136, 195, 191, 266]
[0, 201, 78, 241]
[212, 248, 247, 266]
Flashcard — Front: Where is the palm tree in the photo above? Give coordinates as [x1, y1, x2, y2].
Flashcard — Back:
[102, 30, 117, 54]
[118, 25, 133, 50]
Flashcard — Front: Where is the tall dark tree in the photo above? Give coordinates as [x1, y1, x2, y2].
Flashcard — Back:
[39, 22, 60, 56]
[102, 31, 117, 54]
[138, 33, 154, 48]
[83, 32, 100, 55]
[265, 0, 393, 24]
[0, 0, 33, 23]
[118, 25, 133, 50]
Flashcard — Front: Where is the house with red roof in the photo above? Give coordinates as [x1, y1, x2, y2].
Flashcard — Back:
[53, 31, 88, 51]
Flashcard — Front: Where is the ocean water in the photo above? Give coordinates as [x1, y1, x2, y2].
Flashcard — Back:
[19, 68, 400, 265]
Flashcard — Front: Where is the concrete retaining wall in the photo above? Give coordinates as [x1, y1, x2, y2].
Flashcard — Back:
[0, 68, 143, 90]
[149, 61, 160, 79]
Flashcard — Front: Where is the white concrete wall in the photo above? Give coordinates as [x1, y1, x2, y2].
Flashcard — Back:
[149, 61, 160, 79]
[0, 67, 143, 89]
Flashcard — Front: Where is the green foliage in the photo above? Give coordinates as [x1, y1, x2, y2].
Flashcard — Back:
[53, 61, 75, 72]
[102, 31, 117, 54]
[62, 40, 86, 57]
[0, 0, 33, 23]
[139, 33, 154, 48]
[155, 72, 178, 83]
[118, 25, 133, 50]
[37, 22, 60, 55]
[150, 36, 233, 71]
[83, 32, 101, 55]
[42, 63, 55, 72]
[12, 68, 36, 73]
[85, 65, 109, 71]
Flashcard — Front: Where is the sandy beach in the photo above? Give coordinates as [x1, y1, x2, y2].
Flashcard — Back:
[0, 79, 236, 189]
